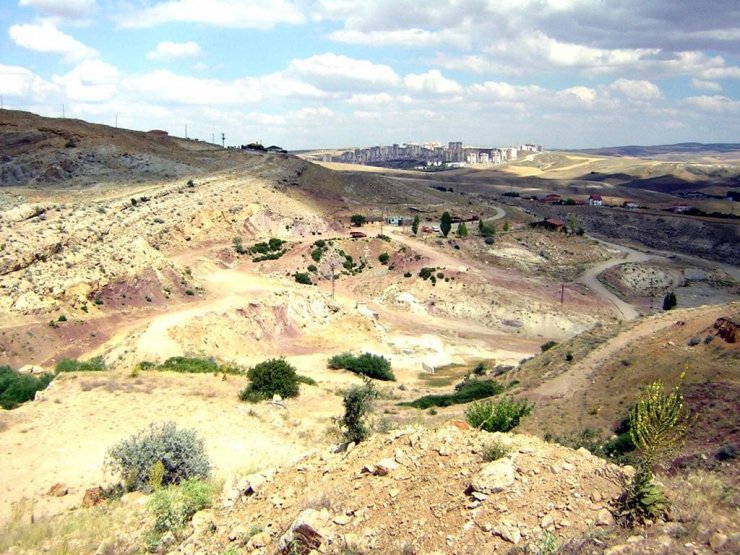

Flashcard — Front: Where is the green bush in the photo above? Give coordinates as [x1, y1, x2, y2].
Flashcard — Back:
[294, 272, 312, 285]
[376, 234, 391, 242]
[159, 357, 218, 373]
[540, 340, 558, 352]
[378, 252, 390, 265]
[328, 352, 395, 381]
[400, 379, 503, 409]
[296, 374, 317, 386]
[618, 467, 670, 525]
[55, 356, 106, 373]
[0, 366, 54, 409]
[106, 422, 211, 492]
[307, 264, 318, 273]
[662, 292, 677, 311]
[341, 380, 377, 444]
[239, 358, 300, 402]
[465, 397, 533, 432]
[418, 267, 435, 280]
[311, 247, 323, 262]
[149, 478, 213, 534]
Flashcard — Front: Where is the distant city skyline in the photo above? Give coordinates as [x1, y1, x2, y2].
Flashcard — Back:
[1, 1, 738, 150]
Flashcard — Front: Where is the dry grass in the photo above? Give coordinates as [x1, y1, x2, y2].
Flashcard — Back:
[662, 470, 739, 542]
[0, 499, 146, 554]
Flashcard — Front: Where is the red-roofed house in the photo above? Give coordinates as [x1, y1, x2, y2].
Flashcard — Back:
[588, 194, 603, 206]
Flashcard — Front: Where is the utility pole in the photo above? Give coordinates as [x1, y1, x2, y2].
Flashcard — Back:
[560, 283, 565, 304]
[212, 133, 215, 144]
[185, 124, 188, 139]
[221, 132, 225, 148]
[115, 114, 117, 128]
[62, 104, 65, 118]
[1, 95, 4, 109]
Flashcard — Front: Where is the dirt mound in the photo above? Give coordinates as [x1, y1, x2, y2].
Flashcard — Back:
[186, 425, 629, 554]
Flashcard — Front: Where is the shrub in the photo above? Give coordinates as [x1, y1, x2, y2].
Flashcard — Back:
[296, 374, 317, 386]
[418, 267, 435, 280]
[350, 214, 366, 227]
[401, 379, 503, 409]
[403, 272, 412, 278]
[57, 314, 67, 322]
[341, 380, 377, 444]
[307, 264, 317, 273]
[106, 422, 211, 492]
[294, 272, 312, 285]
[155, 357, 235, 374]
[411, 215, 420, 236]
[662, 292, 677, 311]
[0, 366, 54, 409]
[185, 289, 195, 296]
[465, 397, 533, 432]
[378, 253, 389, 265]
[328, 352, 395, 381]
[377, 234, 391, 242]
[482, 439, 510, 461]
[456, 222, 468, 237]
[55, 356, 106, 373]
[619, 466, 670, 525]
[311, 247, 323, 262]
[540, 340, 558, 352]
[687, 336, 701, 347]
[239, 358, 299, 402]
[149, 478, 213, 534]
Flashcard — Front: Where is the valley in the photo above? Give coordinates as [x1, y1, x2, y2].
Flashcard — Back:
[0, 110, 738, 554]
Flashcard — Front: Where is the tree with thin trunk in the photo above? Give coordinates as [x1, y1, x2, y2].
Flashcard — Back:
[411, 215, 420, 236]
[321, 248, 345, 299]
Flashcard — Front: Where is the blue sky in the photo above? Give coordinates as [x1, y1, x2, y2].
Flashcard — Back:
[1, 0, 739, 150]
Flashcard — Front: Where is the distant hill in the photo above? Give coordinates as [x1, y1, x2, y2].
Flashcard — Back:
[570, 142, 740, 158]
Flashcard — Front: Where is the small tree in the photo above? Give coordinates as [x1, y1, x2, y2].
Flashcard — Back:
[457, 222, 468, 237]
[662, 292, 677, 311]
[502, 221, 509, 232]
[619, 376, 690, 525]
[350, 214, 366, 227]
[240, 358, 300, 402]
[411, 215, 420, 236]
[440, 211, 452, 237]
[378, 252, 389, 265]
[341, 379, 377, 444]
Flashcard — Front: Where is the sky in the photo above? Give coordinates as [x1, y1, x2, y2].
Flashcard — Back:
[1, 0, 739, 150]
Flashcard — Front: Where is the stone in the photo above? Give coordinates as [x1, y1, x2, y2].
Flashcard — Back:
[82, 487, 104, 508]
[191, 509, 214, 533]
[540, 515, 555, 529]
[471, 491, 488, 502]
[120, 491, 148, 505]
[591, 490, 603, 503]
[18, 365, 46, 375]
[333, 514, 352, 526]
[708, 531, 728, 550]
[247, 531, 271, 549]
[470, 458, 516, 494]
[496, 520, 521, 544]
[47, 483, 68, 497]
[277, 509, 328, 554]
[596, 508, 615, 527]
[388, 488, 400, 498]
[375, 458, 398, 475]
[604, 545, 628, 555]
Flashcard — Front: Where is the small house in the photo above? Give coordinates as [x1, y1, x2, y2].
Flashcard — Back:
[531, 218, 565, 232]
[543, 194, 562, 204]
[623, 201, 639, 210]
[588, 194, 603, 206]
[672, 203, 690, 213]
[350, 231, 367, 239]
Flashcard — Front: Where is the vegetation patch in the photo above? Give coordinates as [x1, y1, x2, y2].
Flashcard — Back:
[465, 397, 533, 432]
[328, 352, 395, 381]
[55, 356, 106, 373]
[105, 421, 212, 493]
[150, 356, 241, 375]
[400, 379, 503, 409]
[0, 366, 54, 409]
[239, 358, 300, 402]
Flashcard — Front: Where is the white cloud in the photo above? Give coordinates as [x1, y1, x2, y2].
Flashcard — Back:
[557, 86, 598, 104]
[8, 22, 98, 62]
[609, 79, 662, 101]
[52, 59, 119, 102]
[684, 95, 740, 113]
[0, 64, 58, 99]
[117, 0, 304, 29]
[690, 78, 721, 91]
[19, 0, 96, 18]
[146, 41, 201, 61]
[124, 70, 249, 105]
[404, 70, 462, 95]
[289, 53, 400, 90]
[329, 28, 469, 48]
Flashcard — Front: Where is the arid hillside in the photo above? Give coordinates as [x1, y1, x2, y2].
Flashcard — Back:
[1, 113, 738, 555]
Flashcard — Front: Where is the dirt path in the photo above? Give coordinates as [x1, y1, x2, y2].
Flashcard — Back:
[530, 304, 721, 399]
[576, 236, 663, 321]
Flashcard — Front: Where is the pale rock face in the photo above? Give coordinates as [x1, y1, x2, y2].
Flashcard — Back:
[470, 457, 516, 494]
